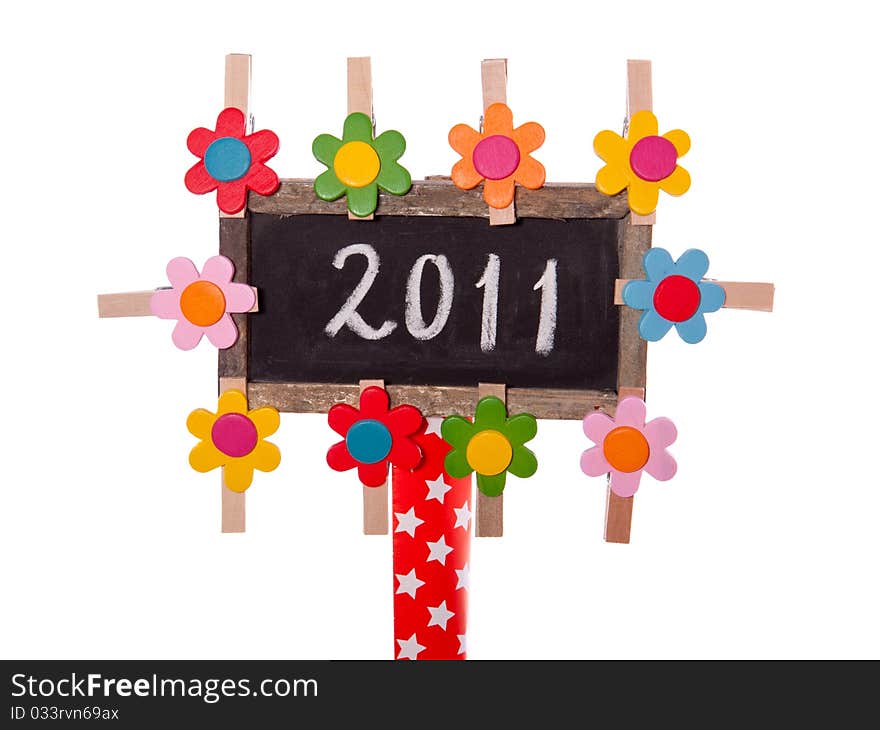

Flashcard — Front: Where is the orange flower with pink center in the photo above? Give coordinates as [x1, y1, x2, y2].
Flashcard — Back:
[448, 103, 545, 209]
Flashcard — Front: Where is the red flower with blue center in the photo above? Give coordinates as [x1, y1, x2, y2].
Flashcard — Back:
[184, 108, 280, 215]
[326, 387, 424, 487]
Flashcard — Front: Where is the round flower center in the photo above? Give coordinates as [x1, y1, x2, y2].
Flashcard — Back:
[472, 135, 521, 180]
[211, 413, 258, 458]
[466, 430, 513, 476]
[653, 275, 701, 322]
[629, 135, 678, 182]
[603, 426, 650, 473]
[334, 141, 381, 188]
[179, 280, 226, 327]
[346, 419, 392, 464]
[204, 137, 252, 182]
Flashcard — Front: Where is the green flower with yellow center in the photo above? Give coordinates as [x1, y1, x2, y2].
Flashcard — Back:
[312, 112, 411, 217]
[441, 396, 538, 496]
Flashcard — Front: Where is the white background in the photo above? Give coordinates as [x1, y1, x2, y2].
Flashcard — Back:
[1, 0, 877, 659]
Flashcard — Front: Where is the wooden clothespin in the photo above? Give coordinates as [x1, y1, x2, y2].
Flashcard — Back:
[627, 60, 654, 227]
[360, 379, 389, 534]
[347, 57, 374, 221]
[97, 287, 258, 319]
[221, 54, 252, 220]
[481, 59, 515, 226]
[475, 382, 506, 536]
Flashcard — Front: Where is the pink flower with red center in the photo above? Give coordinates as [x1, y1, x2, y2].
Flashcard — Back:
[581, 397, 677, 497]
[184, 107, 280, 214]
[150, 255, 255, 350]
[327, 387, 425, 487]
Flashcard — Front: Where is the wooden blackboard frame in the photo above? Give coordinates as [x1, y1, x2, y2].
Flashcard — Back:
[218, 178, 649, 420]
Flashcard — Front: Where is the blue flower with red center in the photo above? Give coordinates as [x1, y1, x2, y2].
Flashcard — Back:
[623, 248, 725, 343]
[185, 108, 280, 215]
[326, 387, 424, 487]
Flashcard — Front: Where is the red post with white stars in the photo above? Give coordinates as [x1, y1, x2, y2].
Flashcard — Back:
[392, 421, 472, 660]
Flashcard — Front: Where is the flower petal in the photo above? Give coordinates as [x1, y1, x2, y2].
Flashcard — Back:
[346, 182, 379, 218]
[343, 112, 373, 143]
[448, 124, 481, 156]
[166, 257, 199, 288]
[222, 282, 256, 313]
[674, 313, 708, 344]
[622, 280, 656, 311]
[223, 459, 254, 492]
[663, 129, 690, 157]
[185, 161, 218, 194]
[444, 448, 472, 478]
[595, 163, 629, 196]
[203, 314, 238, 349]
[477, 472, 506, 497]
[388, 436, 422, 471]
[385, 404, 424, 436]
[441, 416, 474, 450]
[580, 445, 611, 476]
[200, 255, 235, 285]
[615, 397, 647, 428]
[593, 130, 626, 164]
[244, 129, 279, 162]
[483, 103, 513, 135]
[250, 440, 281, 473]
[475, 396, 507, 429]
[218, 389, 248, 415]
[643, 248, 675, 281]
[187, 127, 216, 157]
[372, 129, 406, 161]
[376, 160, 411, 196]
[508, 445, 537, 479]
[315, 169, 346, 201]
[358, 460, 388, 487]
[244, 162, 279, 197]
[609, 469, 643, 498]
[328, 404, 360, 437]
[189, 440, 225, 473]
[483, 178, 515, 209]
[514, 155, 545, 190]
[583, 411, 615, 445]
[512, 121, 545, 153]
[312, 134, 343, 166]
[644, 446, 677, 482]
[216, 180, 248, 215]
[451, 157, 483, 190]
[505, 413, 537, 446]
[674, 249, 711, 282]
[327, 440, 356, 471]
[628, 110, 658, 140]
[638, 309, 673, 342]
[216, 107, 246, 138]
[659, 165, 690, 196]
[150, 289, 181, 319]
[644, 416, 677, 450]
[360, 386, 390, 418]
[186, 409, 215, 439]
[627, 178, 660, 216]
[171, 320, 204, 350]
[698, 281, 726, 313]
[249, 407, 280, 439]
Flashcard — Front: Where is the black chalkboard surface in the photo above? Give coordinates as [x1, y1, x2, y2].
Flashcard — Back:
[248, 213, 620, 390]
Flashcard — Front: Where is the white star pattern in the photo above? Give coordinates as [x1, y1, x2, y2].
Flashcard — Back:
[453, 501, 472, 531]
[426, 535, 454, 566]
[397, 633, 426, 660]
[455, 563, 470, 591]
[424, 417, 444, 437]
[427, 601, 455, 631]
[457, 633, 467, 655]
[425, 476, 452, 504]
[394, 506, 424, 538]
[395, 568, 426, 599]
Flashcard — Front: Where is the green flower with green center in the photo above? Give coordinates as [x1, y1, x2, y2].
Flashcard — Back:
[441, 396, 538, 496]
[312, 112, 411, 217]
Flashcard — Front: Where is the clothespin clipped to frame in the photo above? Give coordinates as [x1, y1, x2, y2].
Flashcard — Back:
[347, 57, 375, 221]
[481, 59, 515, 226]
[626, 59, 655, 226]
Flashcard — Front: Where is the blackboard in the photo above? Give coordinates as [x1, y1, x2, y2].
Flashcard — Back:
[249, 214, 620, 390]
